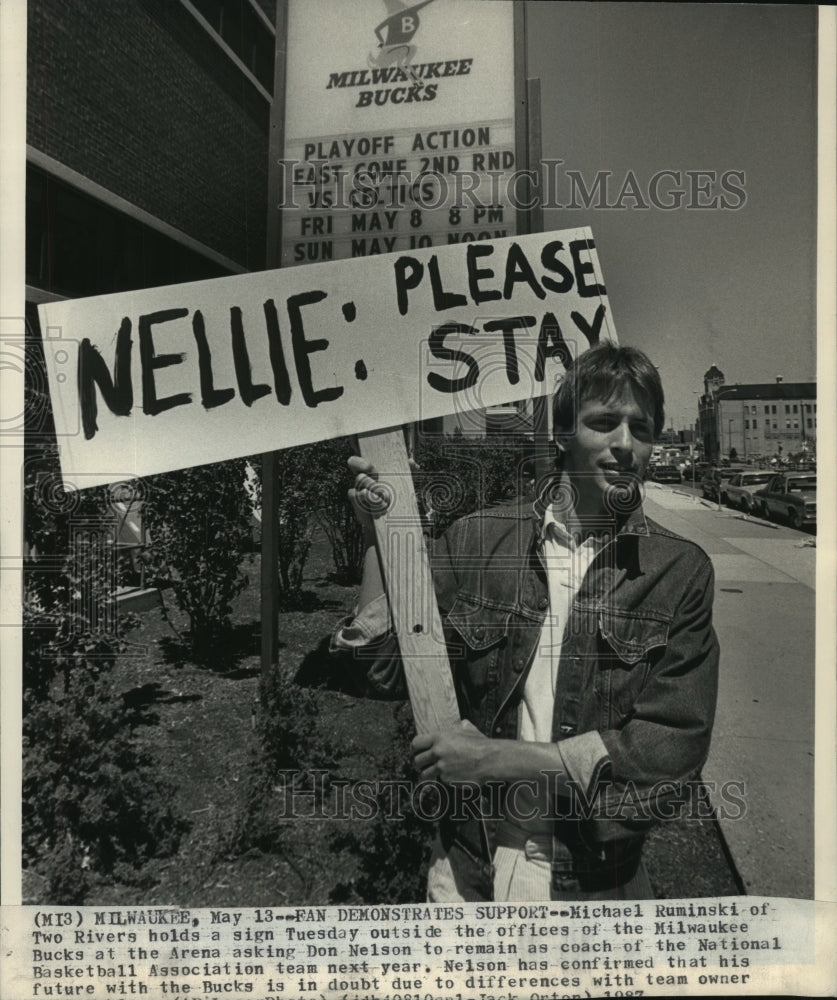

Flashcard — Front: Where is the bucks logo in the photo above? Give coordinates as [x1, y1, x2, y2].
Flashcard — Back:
[369, 0, 436, 87]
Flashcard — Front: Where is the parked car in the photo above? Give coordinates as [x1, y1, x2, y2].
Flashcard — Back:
[687, 461, 707, 485]
[724, 470, 774, 512]
[651, 464, 682, 484]
[755, 472, 817, 528]
[701, 466, 744, 502]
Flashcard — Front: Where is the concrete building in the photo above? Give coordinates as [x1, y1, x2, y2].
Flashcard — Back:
[697, 364, 816, 463]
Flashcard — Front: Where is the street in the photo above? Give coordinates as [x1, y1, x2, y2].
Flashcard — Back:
[641, 482, 815, 898]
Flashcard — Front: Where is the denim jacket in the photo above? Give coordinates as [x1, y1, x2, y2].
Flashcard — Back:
[334, 497, 719, 899]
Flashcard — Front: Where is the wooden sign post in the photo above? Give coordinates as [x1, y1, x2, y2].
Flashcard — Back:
[358, 428, 461, 733]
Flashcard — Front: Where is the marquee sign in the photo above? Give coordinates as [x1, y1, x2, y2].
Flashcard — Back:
[280, 0, 518, 266]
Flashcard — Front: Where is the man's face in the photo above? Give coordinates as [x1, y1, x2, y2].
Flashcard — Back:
[556, 386, 655, 518]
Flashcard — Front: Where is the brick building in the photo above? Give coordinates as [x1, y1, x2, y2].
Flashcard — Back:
[697, 364, 816, 463]
[26, 0, 277, 313]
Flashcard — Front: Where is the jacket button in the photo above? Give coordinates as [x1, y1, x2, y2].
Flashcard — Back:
[494, 725, 503, 735]
[474, 627, 485, 640]
[538, 597, 548, 610]
[513, 659, 524, 672]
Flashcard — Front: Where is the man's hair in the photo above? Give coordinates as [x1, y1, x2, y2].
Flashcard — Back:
[552, 340, 665, 439]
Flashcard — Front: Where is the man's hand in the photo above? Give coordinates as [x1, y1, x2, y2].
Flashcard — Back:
[347, 453, 419, 540]
[412, 720, 493, 784]
[413, 721, 573, 797]
[347, 455, 390, 542]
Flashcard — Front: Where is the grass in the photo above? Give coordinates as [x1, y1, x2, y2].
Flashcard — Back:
[23, 528, 740, 905]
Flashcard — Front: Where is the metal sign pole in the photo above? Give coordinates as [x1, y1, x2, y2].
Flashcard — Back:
[526, 75, 551, 484]
[261, 0, 289, 676]
[514, 6, 550, 484]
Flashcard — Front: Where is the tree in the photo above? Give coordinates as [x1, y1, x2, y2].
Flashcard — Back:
[141, 460, 252, 658]
[310, 438, 365, 585]
[414, 434, 533, 533]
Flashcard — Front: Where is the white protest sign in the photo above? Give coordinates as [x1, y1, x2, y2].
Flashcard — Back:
[38, 229, 616, 490]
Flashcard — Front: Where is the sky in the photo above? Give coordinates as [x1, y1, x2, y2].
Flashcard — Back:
[525, 2, 817, 432]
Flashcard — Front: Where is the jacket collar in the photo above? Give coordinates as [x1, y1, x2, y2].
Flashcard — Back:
[530, 476, 649, 544]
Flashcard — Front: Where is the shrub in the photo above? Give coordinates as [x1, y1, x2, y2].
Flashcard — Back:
[22, 465, 185, 902]
[311, 438, 365, 585]
[22, 322, 186, 902]
[252, 440, 364, 601]
[23, 666, 186, 901]
[255, 434, 531, 593]
[415, 434, 535, 534]
[271, 448, 318, 601]
[141, 459, 252, 659]
[330, 703, 432, 904]
[222, 665, 336, 858]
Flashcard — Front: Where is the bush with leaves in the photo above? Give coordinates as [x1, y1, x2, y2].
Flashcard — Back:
[141, 459, 252, 658]
[414, 433, 535, 534]
[23, 662, 187, 901]
[308, 438, 364, 584]
[22, 456, 185, 902]
[22, 319, 186, 902]
[222, 665, 336, 859]
[330, 703, 433, 904]
[251, 440, 365, 601]
[254, 434, 531, 593]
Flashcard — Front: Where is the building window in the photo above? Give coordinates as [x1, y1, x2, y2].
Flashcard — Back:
[745, 419, 750, 429]
[26, 165, 230, 298]
[772, 405, 777, 414]
[793, 420, 799, 429]
[792, 404, 798, 414]
[188, 0, 276, 92]
[784, 404, 790, 414]
[807, 418, 813, 428]
[764, 405, 769, 414]
[805, 404, 811, 413]
[753, 418, 757, 429]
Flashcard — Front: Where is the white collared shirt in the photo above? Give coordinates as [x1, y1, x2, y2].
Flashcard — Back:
[521, 506, 602, 743]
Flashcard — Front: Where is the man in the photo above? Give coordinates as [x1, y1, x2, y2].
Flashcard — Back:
[333, 341, 719, 901]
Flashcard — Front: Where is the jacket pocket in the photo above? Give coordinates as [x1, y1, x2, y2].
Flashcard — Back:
[595, 612, 669, 725]
[444, 596, 511, 703]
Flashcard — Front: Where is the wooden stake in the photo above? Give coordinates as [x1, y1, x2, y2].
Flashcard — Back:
[358, 429, 461, 734]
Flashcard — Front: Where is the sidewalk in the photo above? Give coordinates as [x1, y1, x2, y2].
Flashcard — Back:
[642, 484, 815, 899]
